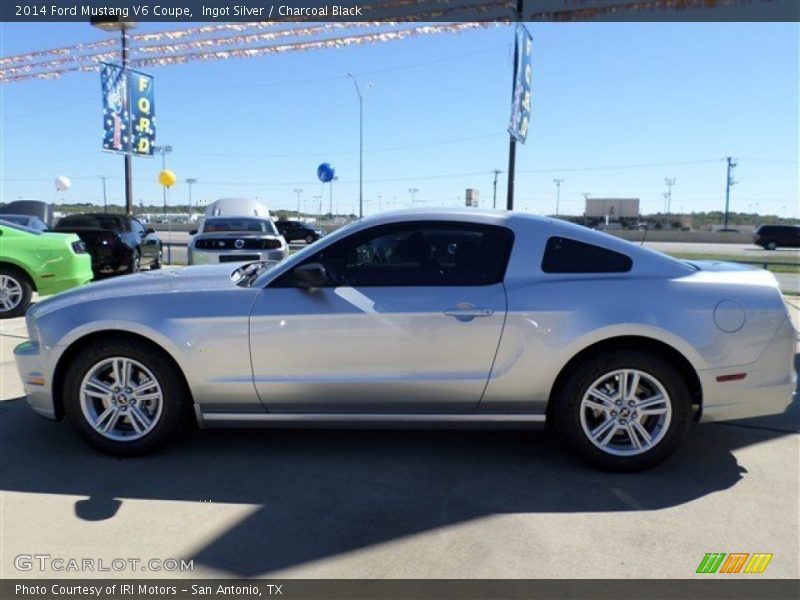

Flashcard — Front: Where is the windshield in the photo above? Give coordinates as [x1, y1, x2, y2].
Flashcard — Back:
[0, 219, 43, 235]
[203, 218, 278, 235]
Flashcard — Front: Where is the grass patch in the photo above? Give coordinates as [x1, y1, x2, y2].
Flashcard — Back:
[666, 252, 800, 274]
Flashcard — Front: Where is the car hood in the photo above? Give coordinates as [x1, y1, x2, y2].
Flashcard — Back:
[30, 264, 243, 318]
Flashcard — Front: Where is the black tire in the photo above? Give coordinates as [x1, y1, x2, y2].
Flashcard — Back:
[150, 246, 162, 270]
[765, 241, 778, 251]
[129, 250, 141, 273]
[554, 350, 692, 472]
[63, 338, 189, 456]
[0, 266, 33, 319]
[305, 235, 315, 244]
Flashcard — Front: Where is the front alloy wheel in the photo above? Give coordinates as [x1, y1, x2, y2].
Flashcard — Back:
[79, 357, 163, 442]
[64, 339, 188, 455]
[555, 350, 691, 471]
[0, 268, 33, 319]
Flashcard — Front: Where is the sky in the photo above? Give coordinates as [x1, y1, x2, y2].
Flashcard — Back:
[1, 21, 798, 218]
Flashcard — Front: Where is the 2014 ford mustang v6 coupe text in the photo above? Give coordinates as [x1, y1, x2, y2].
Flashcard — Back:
[14, 209, 796, 470]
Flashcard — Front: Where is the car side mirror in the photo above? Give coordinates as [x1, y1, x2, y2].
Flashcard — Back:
[189, 229, 198, 236]
[294, 262, 328, 289]
[145, 228, 155, 235]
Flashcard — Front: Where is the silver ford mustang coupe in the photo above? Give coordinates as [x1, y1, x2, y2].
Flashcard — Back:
[14, 209, 796, 470]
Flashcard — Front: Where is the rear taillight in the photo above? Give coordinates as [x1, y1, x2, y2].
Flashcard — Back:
[71, 241, 87, 254]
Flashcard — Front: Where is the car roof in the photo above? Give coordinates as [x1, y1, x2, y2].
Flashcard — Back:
[0, 213, 36, 220]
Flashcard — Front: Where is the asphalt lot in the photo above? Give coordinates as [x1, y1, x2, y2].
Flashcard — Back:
[0, 297, 798, 579]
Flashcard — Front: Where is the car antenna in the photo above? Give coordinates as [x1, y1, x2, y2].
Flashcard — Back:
[640, 219, 650, 246]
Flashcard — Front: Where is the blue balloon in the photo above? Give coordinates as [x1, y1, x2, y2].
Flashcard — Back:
[317, 163, 335, 183]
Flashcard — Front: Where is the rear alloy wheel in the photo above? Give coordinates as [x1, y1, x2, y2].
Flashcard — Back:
[305, 234, 315, 244]
[765, 241, 778, 251]
[64, 339, 188, 455]
[0, 267, 33, 319]
[555, 351, 692, 471]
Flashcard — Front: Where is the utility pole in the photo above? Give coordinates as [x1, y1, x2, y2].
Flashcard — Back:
[506, 0, 525, 211]
[553, 178, 564, 216]
[99, 176, 108, 213]
[664, 177, 676, 214]
[723, 157, 737, 230]
[294, 188, 303, 219]
[186, 178, 197, 221]
[408, 188, 419, 207]
[491, 169, 502, 209]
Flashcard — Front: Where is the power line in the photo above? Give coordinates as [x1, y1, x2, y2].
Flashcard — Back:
[181, 132, 506, 159]
[161, 44, 507, 90]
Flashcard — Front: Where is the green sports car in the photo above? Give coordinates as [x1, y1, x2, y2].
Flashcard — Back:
[0, 220, 93, 318]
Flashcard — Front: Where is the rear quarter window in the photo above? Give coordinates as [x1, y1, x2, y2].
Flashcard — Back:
[541, 237, 632, 273]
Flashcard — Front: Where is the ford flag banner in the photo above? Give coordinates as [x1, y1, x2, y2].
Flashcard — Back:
[508, 24, 533, 144]
[101, 63, 155, 156]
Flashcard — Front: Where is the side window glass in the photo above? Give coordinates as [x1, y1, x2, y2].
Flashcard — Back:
[272, 222, 514, 287]
[541, 237, 632, 273]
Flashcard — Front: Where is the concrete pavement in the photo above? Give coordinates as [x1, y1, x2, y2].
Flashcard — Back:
[0, 303, 798, 579]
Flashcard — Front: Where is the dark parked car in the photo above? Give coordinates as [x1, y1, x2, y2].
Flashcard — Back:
[0, 214, 49, 232]
[276, 220, 325, 244]
[53, 213, 162, 277]
[753, 224, 800, 250]
[0, 200, 55, 227]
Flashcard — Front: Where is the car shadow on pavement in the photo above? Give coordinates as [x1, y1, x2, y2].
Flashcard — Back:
[1, 363, 798, 578]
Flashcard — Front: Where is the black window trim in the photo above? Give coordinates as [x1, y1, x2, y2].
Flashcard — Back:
[271, 220, 516, 289]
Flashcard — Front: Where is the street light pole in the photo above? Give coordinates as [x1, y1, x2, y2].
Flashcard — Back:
[294, 188, 303, 219]
[347, 73, 373, 219]
[154, 145, 173, 220]
[329, 175, 338, 218]
[186, 178, 197, 221]
[99, 176, 108, 213]
[553, 178, 564, 216]
[408, 188, 419, 207]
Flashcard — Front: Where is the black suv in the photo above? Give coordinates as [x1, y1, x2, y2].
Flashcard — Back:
[753, 224, 800, 250]
[276, 220, 325, 244]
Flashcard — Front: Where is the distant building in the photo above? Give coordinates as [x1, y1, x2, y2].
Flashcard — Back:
[584, 198, 640, 219]
[465, 188, 480, 208]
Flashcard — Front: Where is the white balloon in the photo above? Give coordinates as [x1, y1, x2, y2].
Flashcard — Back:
[54, 175, 71, 191]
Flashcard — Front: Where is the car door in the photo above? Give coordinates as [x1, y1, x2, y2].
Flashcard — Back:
[248, 221, 514, 414]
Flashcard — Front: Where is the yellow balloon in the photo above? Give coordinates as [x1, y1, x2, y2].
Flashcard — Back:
[158, 169, 177, 187]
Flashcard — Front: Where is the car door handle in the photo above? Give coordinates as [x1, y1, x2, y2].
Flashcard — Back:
[444, 307, 494, 318]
